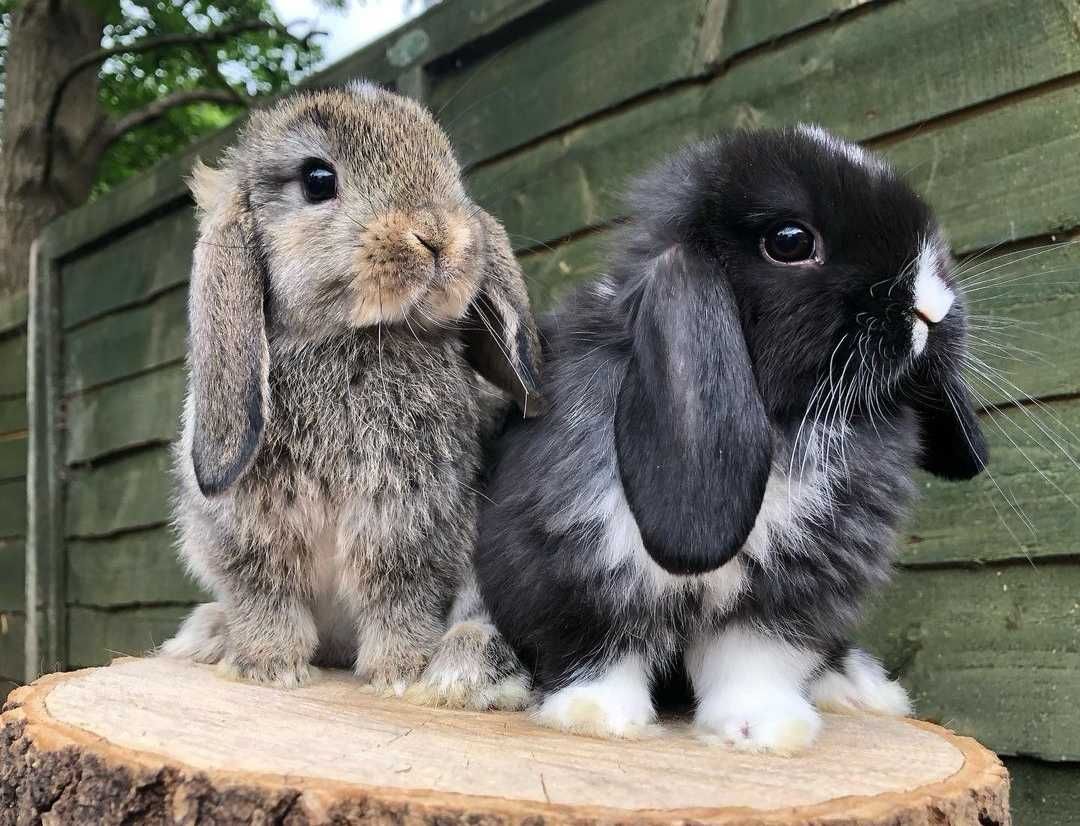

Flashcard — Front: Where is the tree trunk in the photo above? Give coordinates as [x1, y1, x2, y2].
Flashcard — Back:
[0, 0, 104, 298]
[0, 657, 1011, 825]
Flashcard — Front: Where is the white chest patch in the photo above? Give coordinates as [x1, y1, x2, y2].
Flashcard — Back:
[592, 466, 829, 610]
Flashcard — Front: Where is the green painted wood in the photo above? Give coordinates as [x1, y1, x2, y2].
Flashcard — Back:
[0, 333, 27, 399]
[518, 232, 610, 311]
[0, 540, 25, 612]
[66, 604, 193, 668]
[0, 611, 26, 686]
[62, 208, 196, 329]
[0, 479, 26, 539]
[890, 82, 1080, 254]
[899, 399, 1080, 567]
[66, 365, 185, 465]
[0, 436, 27, 481]
[67, 527, 205, 608]
[65, 447, 172, 538]
[473, 0, 1080, 253]
[318, 0, 552, 89]
[957, 239, 1080, 405]
[860, 562, 1080, 761]
[432, 0, 709, 167]
[0, 291, 27, 337]
[0, 396, 27, 436]
[719, 0, 870, 58]
[1005, 757, 1080, 826]
[63, 286, 187, 395]
[27, 241, 67, 679]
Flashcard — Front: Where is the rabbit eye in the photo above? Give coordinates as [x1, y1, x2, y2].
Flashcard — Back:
[762, 222, 817, 264]
[300, 159, 336, 203]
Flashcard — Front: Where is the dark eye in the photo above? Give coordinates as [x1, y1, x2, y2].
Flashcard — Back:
[300, 159, 336, 203]
[761, 222, 818, 264]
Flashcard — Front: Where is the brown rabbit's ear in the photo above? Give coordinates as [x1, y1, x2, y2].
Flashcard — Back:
[186, 160, 269, 496]
[462, 211, 545, 416]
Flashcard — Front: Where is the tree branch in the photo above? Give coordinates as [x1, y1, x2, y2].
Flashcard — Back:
[41, 18, 323, 183]
[100, 88, 251, 150]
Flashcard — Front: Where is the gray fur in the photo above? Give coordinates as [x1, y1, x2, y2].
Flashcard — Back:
[161, 83, 536, 702]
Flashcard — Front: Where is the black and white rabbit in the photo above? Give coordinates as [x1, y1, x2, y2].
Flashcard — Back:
[162, 82, 539, 708]
[475, 125, 987, 753]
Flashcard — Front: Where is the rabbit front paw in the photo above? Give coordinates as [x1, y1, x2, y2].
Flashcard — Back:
[532, 654, 658, 739]
[696, 691, 822, 755]
[217, 652, 314, 689]
[404, 620, 530, 711]
[356, 653, 427, 698]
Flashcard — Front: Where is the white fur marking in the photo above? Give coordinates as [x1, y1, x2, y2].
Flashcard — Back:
[534, 654, 657, 738]
[810, 649, 912, 716]
[688, 627, 823, 755]
[914, 239, 955, 323]
[592, 483, 747, 608]
[911, 317, 929, 357]
[797, 123, 883, 173]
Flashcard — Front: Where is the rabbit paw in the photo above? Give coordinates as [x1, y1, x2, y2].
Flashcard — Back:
[356, 654, 426, 698]
[533, 655, 658, 739]
[217, 653, 314, 689]
[697, 692, 822, 755]
[810, 649, 912, 716]
[403, 620, 530, 711]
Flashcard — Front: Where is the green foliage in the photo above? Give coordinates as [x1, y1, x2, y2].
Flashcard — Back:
[93, 0, 324, 194]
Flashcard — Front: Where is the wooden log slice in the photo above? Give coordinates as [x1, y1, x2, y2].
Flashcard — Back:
[0, 657, 1008, 825]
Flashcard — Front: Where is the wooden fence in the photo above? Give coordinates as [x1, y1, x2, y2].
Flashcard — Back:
[1, 0, 1078, 820]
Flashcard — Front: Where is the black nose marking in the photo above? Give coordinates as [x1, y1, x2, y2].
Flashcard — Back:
[413, 232, 440, 258]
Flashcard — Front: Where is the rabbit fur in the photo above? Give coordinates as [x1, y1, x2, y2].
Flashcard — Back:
[475, 126, 987, 752]
[161, 82, 537, 708]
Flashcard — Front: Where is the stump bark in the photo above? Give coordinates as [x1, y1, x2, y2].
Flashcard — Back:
[0, 657, 1008, 825]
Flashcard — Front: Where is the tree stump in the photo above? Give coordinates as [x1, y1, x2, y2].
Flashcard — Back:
[0, 657, 1008, 825]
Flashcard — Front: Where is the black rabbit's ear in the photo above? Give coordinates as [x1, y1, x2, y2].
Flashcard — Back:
[187, 160, 269, 496]
[912, 370, 989, 480]
[615, 247, 773, 575]
[462, 211, 545, 416]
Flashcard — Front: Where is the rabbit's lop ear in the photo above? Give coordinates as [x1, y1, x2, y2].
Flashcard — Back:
[186, 159, 269, 496]
[463, 212, 544, 416]
[615, 247, 773, 575]
[911, 370, 989, 480]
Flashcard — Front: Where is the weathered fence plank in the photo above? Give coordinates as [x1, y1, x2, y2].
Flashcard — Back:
[431, 0, 710, 166]
[64, 447, 172, 539]
[0, 612, 25, 688]
[0, 439, 26, 482]
[0, 541, 25, 611]
[61, 209, 196, 330]
[0, 334, 27, 399]
[67, 528, 204, 608]
[0, 397, 26, 436]
[66, 605, 193, 668]
[861, 561, 1080, 761]
[66, 365, 185, 465]
[0, 479, 26, 539]
[899, 399, 1080, 567]
[63, 286, 186, 394]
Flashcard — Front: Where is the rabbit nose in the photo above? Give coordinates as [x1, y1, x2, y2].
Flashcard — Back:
[413, 231, 441, 258]
[913, 264, 955, 324]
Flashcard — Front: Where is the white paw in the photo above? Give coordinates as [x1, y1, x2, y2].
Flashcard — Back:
[810, 649, 912, 717]
[533, 673, 656, 738]
[696, 693, 822, 755]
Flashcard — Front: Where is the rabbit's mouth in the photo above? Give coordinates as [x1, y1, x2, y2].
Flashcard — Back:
[346, 208, 480, 327]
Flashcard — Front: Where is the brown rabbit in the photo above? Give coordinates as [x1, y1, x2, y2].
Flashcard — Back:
[160, 82, 538, 709]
